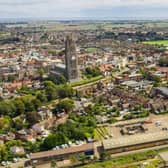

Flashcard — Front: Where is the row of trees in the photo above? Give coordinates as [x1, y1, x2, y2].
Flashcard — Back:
[0, 81, 74, 118]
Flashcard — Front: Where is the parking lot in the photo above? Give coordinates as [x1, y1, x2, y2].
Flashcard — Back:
[106, 114, 168, 139]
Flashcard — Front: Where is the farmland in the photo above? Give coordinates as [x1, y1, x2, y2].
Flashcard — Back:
[143, 40, 168, 46]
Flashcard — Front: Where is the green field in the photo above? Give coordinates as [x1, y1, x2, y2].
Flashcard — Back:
[94, 126, 109, 141]
[143, 40, 168, 46]
[85, 48, 99, 53]
[70, 75, 103, 87]
[0, 32, 10, 39]
[77, 150, 162, 168]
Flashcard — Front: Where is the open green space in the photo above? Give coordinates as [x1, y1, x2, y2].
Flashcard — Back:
[94, 126, 109, 141]
[0, 32, 10, 39]
[143, 40, 168, 46]
[85, 48, 99, 52]
[77, 150, 162, 168]
[70, 75, 103, 87]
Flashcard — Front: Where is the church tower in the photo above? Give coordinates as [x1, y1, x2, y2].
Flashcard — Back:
[65, 34, 79, 81]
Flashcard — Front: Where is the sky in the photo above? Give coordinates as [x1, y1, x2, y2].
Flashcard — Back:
[0, 0, 168, 20]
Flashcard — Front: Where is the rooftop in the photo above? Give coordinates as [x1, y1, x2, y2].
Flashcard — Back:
[103, 132, 168, 150]
[31, 143, 94, 160]
[156, 87, 168, 96]
[159, 151, 168, 163]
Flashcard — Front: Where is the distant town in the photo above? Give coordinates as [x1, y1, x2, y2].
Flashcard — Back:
[0, 20, 168, 168]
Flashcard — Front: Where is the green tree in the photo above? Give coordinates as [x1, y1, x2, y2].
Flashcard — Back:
[26, 112, 41, 126]
[44, 81, 57, 101]
[50, 160, 57, 168]
[36, 91, 47, 103]
[39, 68, 45, 79]
[84, 66, 102, 78]
[0, 100, 16, 117]
[42, 132, 68, 150]
[0, 116, 12, 132]
[54, 98, 75, 113]
[100, 152, 110, 161]
[13, 99, 25, 115]
[13, 118, 28, 130]
[159, 56, 168, 66]
[57, 85, 74, 98]
[0, 145, 8, 162]
[31, 98, 41, 110]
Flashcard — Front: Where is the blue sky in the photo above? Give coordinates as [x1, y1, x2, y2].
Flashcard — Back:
[0, 0, 168, 19]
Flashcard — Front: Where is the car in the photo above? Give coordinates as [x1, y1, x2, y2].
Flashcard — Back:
[1, 161, 7, 166]
[52, 147, 56, 150]
[162, 127, 168, 131]
[155, 121, 161, 126]
[13, 158, 18, 163]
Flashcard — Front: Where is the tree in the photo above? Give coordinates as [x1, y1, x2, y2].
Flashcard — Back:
[0, 116, 12, 132]
[44, 81, 58, 101]
[26, 112, 41, 126]
[57, 85, 74, 98]
[38, 68, 45, 80]
[84, 67, 102, 78]
[31, 98, 41, 110]
[54, 99, 75, 113]
[20, 96, 35, 112]
[159, 56, 168, 67]
[13, 99, 25, 115]
[42, 133, 68, 150]
[36, 91, 47, 103]
[13, 118, 28, 130]
[100, 152, 110, 161]
[78, 154, 88, 164]
[50, 160, 57, 168]
[49, 75, 67, 85]
[6, 140, 22, 150]
[0, 100, 16, 117]
[0, 145, 8, 162]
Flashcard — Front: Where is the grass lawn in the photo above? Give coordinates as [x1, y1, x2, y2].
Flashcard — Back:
[94, 126, 109, 141]
[85, 48, 99, 52]
[0, 32, 10, 38]
[70, 76, 103, 87]
[143, 40, 168, 46]
[77, 150, 159, 168]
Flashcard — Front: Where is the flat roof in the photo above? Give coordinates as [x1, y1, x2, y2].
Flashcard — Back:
[55, 63, 66, 69]
[159, 151, 168, 162]
[103, 132, 168, 150]
[31, 143, 94, 160]
[157, 87, 168, 96]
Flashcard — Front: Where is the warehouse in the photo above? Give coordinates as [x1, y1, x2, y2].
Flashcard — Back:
[25, 143, 94, 166]
[103, 132, 168, 154]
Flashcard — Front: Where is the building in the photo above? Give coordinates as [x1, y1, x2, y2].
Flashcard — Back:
[50, 34, 80, 82]
[26, 143, 94, 166]
[152, 87, 168, 98]
[65, 34, 79, 81]
[102, 132, 168, 154]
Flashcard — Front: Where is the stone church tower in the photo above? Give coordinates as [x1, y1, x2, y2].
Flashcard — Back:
[65, 34, 79, 81]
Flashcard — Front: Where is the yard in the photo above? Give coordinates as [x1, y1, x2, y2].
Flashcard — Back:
[143, 40, 168, 46]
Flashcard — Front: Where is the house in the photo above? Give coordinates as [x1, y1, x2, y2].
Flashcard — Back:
[10, 146, 25, 155]
[152, 87, 168, 99]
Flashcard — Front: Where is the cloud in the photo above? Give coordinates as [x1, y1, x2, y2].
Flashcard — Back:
[0, 0, 168, 19]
